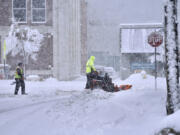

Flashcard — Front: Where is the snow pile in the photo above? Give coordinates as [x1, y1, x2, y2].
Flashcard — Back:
[154, 110, 180, 134]
[140, 70, 147, 79]
[162, 110, 180, 130]
[26, 75, 42, 81]
[114, 72, 162, 91]
[44, 77, 59, 83]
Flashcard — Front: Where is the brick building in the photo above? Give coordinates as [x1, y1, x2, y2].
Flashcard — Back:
[0, 0, 87, 80]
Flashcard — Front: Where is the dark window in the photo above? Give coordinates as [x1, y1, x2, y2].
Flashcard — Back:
[32, 0, 46, 23]
[13, 0, 26, 22]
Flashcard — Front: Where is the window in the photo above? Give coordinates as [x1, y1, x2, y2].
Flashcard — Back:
[13, 0, 27, 22]
[32, 0, 46, 23]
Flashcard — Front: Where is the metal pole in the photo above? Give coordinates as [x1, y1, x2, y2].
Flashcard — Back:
[155, 47, 157, 90]
[3, 59, 6, 79]
[119, 29, 122, 79]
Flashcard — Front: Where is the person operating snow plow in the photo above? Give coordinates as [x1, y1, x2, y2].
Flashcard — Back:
[85, 56, 132, 92]
[85, 56, 97, 89]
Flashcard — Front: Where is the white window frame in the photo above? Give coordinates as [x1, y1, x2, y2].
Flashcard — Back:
[12, 0, 27, 23]
[31, 0, 46, 23]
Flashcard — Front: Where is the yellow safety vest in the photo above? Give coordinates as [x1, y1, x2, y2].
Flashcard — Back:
[86, 56, 96, 73]
[15, 66, 23, 79]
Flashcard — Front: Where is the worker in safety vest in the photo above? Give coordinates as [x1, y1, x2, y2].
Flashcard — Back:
[14, 62, 27, 95]
[85, 56, 96, 89]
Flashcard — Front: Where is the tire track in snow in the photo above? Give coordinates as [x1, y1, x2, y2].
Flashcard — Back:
[0, 90, 80, 114]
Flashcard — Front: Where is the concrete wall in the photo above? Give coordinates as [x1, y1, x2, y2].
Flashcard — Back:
[53, 0, 82, 80]
[80, 0, 88, 74]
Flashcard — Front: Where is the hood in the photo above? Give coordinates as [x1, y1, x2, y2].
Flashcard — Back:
[90, 56, 95, 61]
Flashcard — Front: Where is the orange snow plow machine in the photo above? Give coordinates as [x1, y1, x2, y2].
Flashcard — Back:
[89, 71, 132, 92]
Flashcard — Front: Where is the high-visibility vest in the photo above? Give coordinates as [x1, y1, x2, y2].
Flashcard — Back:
[15, 66, 23, 79]
[86, 56, 96, 73]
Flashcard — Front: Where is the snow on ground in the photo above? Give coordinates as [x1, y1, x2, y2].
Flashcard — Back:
[0, 73, 173, 135]
[155, 110, 180, 133]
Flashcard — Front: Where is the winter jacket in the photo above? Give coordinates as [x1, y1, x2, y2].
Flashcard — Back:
[86, 56, 96, 74]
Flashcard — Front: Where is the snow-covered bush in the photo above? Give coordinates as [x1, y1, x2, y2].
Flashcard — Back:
[5, 19, 44, 76]
[6, 21, 43, 60]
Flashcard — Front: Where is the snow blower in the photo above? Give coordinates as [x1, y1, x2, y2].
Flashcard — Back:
[89, 71, 132, 92]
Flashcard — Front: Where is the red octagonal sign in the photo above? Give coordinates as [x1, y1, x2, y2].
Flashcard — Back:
[148, 32, 163, 47]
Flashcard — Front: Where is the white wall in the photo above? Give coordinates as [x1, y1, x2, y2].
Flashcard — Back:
[53, 0, 81, 80]
[88, 0, 163, 24]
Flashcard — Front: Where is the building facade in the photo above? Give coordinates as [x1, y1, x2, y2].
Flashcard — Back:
[87, 0, 166, 79]
[0, 0, 87, 80]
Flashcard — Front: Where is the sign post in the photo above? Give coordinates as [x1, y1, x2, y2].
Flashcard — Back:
[3, 40, 6, 79]
[148, 32, 163, 90]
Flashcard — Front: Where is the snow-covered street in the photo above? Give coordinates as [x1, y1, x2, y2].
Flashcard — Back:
[0, 73, 168, 135]
[1, 0, 180, 134]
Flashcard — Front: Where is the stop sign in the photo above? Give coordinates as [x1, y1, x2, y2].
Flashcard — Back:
[148, 32, 163, 47]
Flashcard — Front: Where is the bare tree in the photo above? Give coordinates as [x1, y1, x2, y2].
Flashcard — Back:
[164, 0, 180, 115]
[6, 20, 43, 77]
